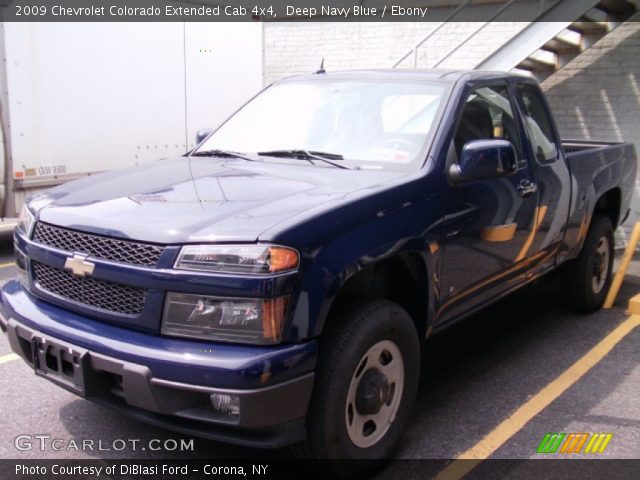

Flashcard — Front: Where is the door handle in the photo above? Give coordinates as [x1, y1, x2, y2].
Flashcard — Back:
[445, 228, 461, 239]
[517, 179, 537, 198]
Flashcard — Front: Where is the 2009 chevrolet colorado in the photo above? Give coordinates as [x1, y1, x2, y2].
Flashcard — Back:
[1, 70, 637, 466]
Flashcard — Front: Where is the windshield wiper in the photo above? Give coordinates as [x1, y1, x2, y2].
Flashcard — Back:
[191, 149, 260, 162]
[258, 149, 352, 170]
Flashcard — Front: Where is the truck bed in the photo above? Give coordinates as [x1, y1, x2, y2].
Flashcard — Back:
[562, 139, 637, 259]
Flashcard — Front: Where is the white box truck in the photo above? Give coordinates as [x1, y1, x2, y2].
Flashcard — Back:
[0, 21, 263, 227]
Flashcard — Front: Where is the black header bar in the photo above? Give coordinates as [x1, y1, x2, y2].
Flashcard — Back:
[3, 0, 637, 22]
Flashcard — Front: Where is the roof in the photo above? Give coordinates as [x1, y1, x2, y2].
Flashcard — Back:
[278, 68, 531, 84]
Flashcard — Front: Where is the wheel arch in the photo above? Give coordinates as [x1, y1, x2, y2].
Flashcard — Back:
[593, 187, 622, 230]
[313, 250, 432, 342]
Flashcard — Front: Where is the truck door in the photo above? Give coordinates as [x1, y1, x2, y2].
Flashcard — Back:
[437, 83, 540, 322]
[515, 82, 571, 274]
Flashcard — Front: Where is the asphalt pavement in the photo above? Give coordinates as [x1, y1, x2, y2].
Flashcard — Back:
[0, 230, 638, 476]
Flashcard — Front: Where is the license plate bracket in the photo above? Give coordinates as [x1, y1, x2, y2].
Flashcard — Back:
[31, 335, 89, 396]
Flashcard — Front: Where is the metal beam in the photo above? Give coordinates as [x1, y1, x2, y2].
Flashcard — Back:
[476, 0, 603, 71]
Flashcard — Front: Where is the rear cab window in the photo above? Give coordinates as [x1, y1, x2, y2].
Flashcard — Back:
[517, 84, 559, 164]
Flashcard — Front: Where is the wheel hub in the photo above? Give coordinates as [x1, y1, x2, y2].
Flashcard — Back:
[355, 368, 390, 415]
[594, 253, 603, 275]
[345, 339, 405, 448]
[592, 236, 610, 294]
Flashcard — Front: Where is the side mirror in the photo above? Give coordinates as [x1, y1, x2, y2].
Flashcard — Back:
[195, 128, 214, 145]
[449, 139, 517, 184]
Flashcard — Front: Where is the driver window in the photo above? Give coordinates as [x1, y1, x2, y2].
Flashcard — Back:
[452, 85, 522, 166]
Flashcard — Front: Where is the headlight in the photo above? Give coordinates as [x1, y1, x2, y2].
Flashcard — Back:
[162, 293, 288, 344]
[175, 245, 299, 275]
[16, 205, 35, 237]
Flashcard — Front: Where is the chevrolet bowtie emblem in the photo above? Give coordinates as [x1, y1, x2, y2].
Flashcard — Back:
[64, 254, 95, 278]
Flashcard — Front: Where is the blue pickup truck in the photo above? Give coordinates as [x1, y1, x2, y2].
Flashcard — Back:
[0, 70, 637, 466]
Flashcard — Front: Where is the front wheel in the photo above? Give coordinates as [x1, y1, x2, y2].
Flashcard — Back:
[295, 299, 420, 476]
[564, 214, 614, 313]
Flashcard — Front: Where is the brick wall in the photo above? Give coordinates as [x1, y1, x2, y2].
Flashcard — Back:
[542, 14, 640, 243]
[263, 22, 434, 85]
[262, 21, 528, 85]
[421, 22, 529, 69]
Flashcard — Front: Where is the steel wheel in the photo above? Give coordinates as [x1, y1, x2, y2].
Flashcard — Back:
[564, 215, 614, 313]
[345, 339, 404, 448]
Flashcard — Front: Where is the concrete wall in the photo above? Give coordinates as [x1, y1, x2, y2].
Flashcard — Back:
[542, 14, 640, 243]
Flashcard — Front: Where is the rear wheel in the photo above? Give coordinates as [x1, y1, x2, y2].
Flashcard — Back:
[565, 215, 614, 312]
[295, 299, 420, 476]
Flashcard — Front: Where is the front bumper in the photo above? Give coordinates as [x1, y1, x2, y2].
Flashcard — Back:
[0, 281, 316, 448]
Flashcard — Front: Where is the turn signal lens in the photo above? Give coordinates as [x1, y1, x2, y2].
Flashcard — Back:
[262, 297, 288, 342]
[267, 246, 299, 273]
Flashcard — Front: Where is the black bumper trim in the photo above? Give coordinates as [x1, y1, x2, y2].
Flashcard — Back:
[88, 397, 307, 449]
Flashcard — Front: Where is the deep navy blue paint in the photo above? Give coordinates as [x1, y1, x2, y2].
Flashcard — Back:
[454, 139, 517, 181]
[1, 70, 637, 433]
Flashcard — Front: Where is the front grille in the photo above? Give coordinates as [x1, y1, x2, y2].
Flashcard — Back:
[32, 262, 147, 315]
[32, 222, 165, 267]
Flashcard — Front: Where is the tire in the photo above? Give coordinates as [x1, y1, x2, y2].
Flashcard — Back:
[294, 299, 420, 477]
[564, 214, 614, 313]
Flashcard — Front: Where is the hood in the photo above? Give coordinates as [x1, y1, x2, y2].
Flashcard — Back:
[33, 157, 408, 244]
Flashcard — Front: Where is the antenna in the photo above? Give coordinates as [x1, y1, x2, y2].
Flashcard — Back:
[316, 58, 326, 74]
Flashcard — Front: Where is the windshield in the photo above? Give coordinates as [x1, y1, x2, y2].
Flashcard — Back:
[196, 77, 447, 171]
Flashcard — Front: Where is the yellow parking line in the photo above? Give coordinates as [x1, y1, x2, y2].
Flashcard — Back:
[0, 353, 19, 364]
[0, 262, 15, 269]
[435, 314, 640, 480]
